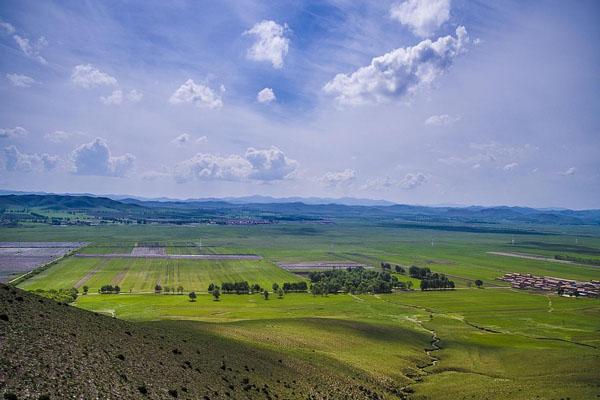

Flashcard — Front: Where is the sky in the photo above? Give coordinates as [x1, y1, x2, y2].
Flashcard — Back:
[0, 0, 599, 209]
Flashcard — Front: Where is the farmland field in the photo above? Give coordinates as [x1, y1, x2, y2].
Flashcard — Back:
[5, 221, 600, 399]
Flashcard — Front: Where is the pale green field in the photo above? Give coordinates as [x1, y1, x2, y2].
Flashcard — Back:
[19, 257, 303, 293]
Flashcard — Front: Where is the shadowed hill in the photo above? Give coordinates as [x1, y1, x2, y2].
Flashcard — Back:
[0, 284, 390, 399]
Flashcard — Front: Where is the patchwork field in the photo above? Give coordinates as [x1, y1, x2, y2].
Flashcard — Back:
[18, 257, 302, 293]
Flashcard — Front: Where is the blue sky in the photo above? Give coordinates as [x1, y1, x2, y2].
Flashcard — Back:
[0, 0, 598, 208]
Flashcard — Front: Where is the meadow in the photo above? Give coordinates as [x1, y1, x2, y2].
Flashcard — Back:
[6, 220, 600, 399]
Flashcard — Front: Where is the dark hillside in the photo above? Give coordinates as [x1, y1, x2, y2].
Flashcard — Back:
[0, 285, 386, 399]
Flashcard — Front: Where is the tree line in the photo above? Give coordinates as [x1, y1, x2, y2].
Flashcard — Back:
[308, 267, 411, 295]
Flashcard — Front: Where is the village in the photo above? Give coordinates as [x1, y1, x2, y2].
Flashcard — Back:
[500, 272, 600, 297]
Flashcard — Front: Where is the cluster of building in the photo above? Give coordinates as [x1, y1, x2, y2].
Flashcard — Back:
[500, 273, 600, 297]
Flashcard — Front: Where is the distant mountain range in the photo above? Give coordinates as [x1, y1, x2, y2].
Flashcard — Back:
[1, 190, 599, 226]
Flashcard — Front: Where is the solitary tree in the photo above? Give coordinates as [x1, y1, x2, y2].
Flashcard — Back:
[277, 288, 284, 299]
[272, 283, 279, 292]
[212, 288, 221, 301]
[155, 284, 162, 293]
[474, 279, 484, 288]
[82, 285, 89, 295]
[208, 283, 215, 292]
[263, 289, 269, 300]
[188, 291, 197, 302]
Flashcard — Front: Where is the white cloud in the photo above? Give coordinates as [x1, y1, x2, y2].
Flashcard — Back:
[174, 146, 297, 182]
[244, 20, 290, 69]
[13, 34, 48, 65]
[324, 26, 468, 106]
[100, 89, 123, 105]
[562, 166, 576, 176]
[390, 0, 451, 37]
[71, 138, 135, 177]
[425, 114, 461, 126]
[502, 162, 519, 171]
[196, 136, 208, 144]
[71, 64, 118, 89]
[6, 73, 36, 88]
[44, 130, 85, 143]
[0, 20, 16, 35]
[128, 89, 143, 103]
[399, 172, 429, 189]
[171, 133, 191, 146]
[245, 146, 298, 180]
[318, 169, 357, 187]
[257, 87, 276, 103]
[169, 79, 223, 109]
[0, 127, 28, 139]
[3, 145, 58, 172]
[174, 153, 250, 182]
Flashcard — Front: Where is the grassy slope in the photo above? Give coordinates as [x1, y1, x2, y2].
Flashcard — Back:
[0, 284, 391, 399]
[75, 290, 600, 399]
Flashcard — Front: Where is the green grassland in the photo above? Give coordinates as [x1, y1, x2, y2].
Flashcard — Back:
[74, 289, 600, 399]
[5, 220, 600, 399]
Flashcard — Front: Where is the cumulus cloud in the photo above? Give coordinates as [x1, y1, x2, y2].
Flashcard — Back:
[390, 0, 451, 37]
[6, 73, 35, 88]
[502, 162, 519, 171]
[169, 79, 223, 109]
[174, 153, 250, 182]
[127, 89, 143, 103]
[425, 114, 461, 126]
[0, 127, 28, 139]
[171, 133, 191, 146]
[245, 146, 298, 180]
[100, 89, 123, 105]
[71, 64, 118, 89]
[562, 167, 576, 176]
[4, 145, 58, 172]
[244, 20, 290, 69]
[71, 138, 135, 177]
[174, 146, 297, 182]
[324, 26, 468, 106]
[257, 87, 276, 104]
[318, 169, 357, 187]
[0, 19, 16, 34]
[196, 136, 208, 144]
[13, 34, 48, 65]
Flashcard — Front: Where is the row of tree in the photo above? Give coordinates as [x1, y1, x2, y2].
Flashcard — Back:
[99, 284, 121, 294]
[153, 284, 185, 294]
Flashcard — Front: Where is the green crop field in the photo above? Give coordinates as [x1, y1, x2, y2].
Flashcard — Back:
[5, 220, 600, 399]
[19, 257, 302, 294]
